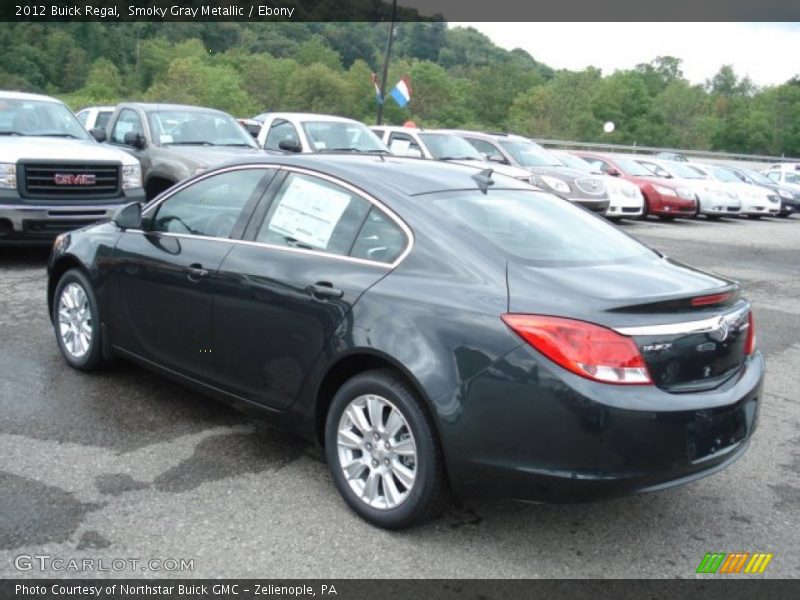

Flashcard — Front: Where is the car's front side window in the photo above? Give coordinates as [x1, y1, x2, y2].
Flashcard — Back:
[111, 109, 144, 145]
[466, 138, 505, 163]
[265, 119, 301, 151]
[150, 169, 270, 239]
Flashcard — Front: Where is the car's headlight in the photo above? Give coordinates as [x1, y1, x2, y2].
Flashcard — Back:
[653, 184, 674, 196]
[122, 164, 142, 190]
[540, 175, 570, 193]
[778, 189, 792, 200]
[676, 187, 696, 199]
[0, 163, 17, 189]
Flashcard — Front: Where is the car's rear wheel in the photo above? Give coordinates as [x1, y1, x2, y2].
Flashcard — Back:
[53, 269, 106, 371]
[325, 369, 449, 529]
[747, 214, 762, 220]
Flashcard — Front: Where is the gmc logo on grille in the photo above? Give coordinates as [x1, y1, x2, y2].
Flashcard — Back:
[54, 173, 96, 185]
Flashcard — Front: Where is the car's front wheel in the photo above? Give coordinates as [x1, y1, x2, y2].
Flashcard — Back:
[325, 369, 449, 529]
[53, 269, 107, 371]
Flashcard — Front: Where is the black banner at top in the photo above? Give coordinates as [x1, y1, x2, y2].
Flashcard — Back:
[4, 0, 800, 22]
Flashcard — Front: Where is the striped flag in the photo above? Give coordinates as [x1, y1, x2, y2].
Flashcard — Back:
[370, 73, 383, 105]
[389, 76, 412, 108]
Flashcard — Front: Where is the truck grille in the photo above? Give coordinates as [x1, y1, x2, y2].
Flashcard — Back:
[19, 162, 120, 199]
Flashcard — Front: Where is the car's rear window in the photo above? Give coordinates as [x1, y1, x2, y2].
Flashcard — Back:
[427, 190, 649, 265]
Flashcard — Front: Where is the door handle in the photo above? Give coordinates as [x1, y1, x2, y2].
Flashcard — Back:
[187, 263, 209, 282]
[308, 281, 344, 299]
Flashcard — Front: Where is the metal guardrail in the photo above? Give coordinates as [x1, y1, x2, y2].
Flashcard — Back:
[532, 138, 800, 167]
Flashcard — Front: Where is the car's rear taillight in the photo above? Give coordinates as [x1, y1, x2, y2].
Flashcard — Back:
[691, 292, 733, 307]
[744, 311, 756, 355]
[502, 314, 652, 385]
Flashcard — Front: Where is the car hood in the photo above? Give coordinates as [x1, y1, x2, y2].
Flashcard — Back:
[525, 165, 593, 182]
[447, 159, 532, 179]
[0, 136, 139, 165]
[506, 254, 734, 326]
[161, 145, 263, 168]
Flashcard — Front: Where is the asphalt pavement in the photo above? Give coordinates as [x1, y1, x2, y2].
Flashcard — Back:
[1, 215, 798, 578]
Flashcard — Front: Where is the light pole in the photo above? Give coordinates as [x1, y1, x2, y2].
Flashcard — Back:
[376, 0, 398, 125]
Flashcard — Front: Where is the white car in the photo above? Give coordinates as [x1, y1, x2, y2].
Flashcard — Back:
[691, 163, 780, 219]
[553, 151, 643, 220]
[75, 105, 115, 132]
[634, 157, 740, 219]
[763, 167, 800, 193]
[371, 125, 535, 183]
[254, 112, 388, 154]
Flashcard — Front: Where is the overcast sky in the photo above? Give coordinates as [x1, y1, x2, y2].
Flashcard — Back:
[450, 23, 800, 87]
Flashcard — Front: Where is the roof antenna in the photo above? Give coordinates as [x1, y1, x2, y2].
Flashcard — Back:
[472, 168, 494, 194]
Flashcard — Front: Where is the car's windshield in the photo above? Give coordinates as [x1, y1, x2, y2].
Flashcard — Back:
[554, 153, 598, 173]
[786, 172, 800, 185]
[707, 166, 742, 183]
[419, 133, 484, 161]
[0, 98, 91, 140]
[426, 190, 649, 265]
[664, 162, 706, 179]
[610, 156, 654, 176]
[302, 120, 388, 153]
[499, 140, 561, 167]
[148, 110, 257, 147]
[740, 169, 773, 186]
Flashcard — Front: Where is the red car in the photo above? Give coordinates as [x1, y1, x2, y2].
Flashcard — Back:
[575, 152, 697, 220]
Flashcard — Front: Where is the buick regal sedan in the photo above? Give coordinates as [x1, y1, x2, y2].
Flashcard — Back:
[48, 156, 764, 529]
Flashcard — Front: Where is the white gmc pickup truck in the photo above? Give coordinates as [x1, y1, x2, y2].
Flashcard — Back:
[0, 91, 145, 245]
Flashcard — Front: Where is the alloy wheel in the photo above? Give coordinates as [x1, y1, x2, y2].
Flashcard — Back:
[57, 282, 93, 359]
[336, 394, 418, 510]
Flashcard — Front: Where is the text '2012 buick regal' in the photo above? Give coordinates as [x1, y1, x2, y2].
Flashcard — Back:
[47, 155, 764, 529]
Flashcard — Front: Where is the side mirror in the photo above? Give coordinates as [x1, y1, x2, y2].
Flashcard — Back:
[606, 167, 621, 177]
[123, 131, 146, 149]
[278, 138, 302, 153]
[112, 202, 142, 230]
[89, 127, 107, 143]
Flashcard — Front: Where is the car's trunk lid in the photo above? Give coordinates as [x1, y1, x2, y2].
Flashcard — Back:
[506, 256, 750, 392]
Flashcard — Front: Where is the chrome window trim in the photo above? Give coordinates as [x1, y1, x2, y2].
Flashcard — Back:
[138, 163, 414, 269]
[615, 305, 749, 337]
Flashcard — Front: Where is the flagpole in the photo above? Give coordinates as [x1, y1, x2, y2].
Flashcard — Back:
[376, 0, 398, 125]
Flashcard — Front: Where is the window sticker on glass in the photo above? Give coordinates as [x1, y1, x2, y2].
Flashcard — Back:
[160, 134, 173, 144]
[268, 176, 352, 249]
[313, 140, 327, 150]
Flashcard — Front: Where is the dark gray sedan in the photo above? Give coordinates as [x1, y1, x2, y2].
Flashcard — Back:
[48, 156, 763, 529]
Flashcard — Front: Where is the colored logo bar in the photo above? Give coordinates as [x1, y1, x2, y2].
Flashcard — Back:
[696, 552, 773, 574]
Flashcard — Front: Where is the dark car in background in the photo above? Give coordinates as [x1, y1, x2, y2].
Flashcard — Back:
[575, 151, 698, 220]
[442, 130, 610, 213]
[48, 156, 763, 529]
[98, 103, 263, 200]
[725, 165, 800, 217]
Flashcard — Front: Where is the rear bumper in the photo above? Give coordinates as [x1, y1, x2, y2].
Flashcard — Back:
[0, 190, 144, 244]
[440, 345, 764, 502]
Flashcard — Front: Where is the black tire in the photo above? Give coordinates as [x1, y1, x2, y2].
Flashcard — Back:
[658, 215, 675, 221]
[637, 197, 650, 220]
[747, 214, 762, 220]
[324, 369, 449, 529]
[52, 269, 108, 371]
[706, 214, 721, 221]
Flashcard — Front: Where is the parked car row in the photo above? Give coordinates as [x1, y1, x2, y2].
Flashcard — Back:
[1, 89, 796, 246]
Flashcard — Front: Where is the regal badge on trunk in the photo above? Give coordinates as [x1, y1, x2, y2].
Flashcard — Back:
[708, 316, 730, 342]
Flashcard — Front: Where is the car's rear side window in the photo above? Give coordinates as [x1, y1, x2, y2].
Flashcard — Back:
[350, 207, 407, 264]
[256, 172, 371, 256]
[428, 190, 648, 265]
